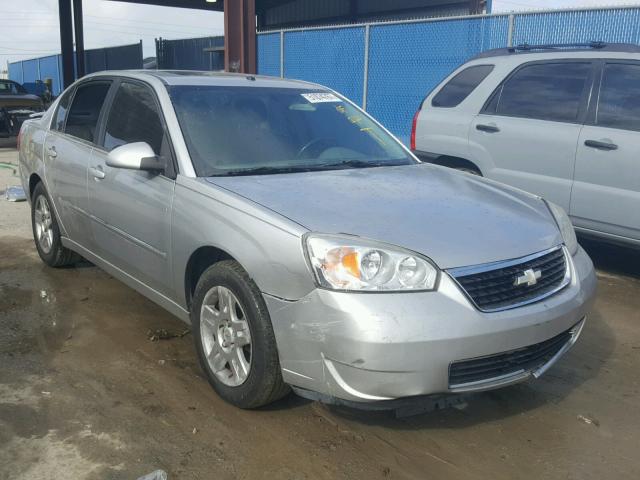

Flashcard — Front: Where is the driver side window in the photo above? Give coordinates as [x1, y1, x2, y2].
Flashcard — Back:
[103, 81, 166, 158]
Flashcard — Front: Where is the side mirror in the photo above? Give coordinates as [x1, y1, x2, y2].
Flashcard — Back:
[29, 112, 45, 119]
[106, 142, 164, 172]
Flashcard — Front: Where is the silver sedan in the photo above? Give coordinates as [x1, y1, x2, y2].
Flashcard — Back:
[18, 71, 596, 409]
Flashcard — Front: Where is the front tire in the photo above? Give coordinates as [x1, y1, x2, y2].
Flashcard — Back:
[191, 261, 290, 408]
[31, 182, 79, 267]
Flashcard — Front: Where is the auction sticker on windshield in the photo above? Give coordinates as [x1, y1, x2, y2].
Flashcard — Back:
[302, 92, 341, 103]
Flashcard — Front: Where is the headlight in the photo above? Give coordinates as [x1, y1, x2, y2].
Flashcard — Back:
[304, 234, 439, 292]
[545, 201, 578, 255]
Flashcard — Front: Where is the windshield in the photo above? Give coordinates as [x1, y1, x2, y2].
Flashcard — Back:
[168, 86, 415, 177]
[0, 80, 27, 95]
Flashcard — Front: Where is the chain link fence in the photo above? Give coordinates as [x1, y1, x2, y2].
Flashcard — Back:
[258, 5, 640, 142]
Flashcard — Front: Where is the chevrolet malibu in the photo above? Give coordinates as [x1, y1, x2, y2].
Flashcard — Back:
[18, 71, 597, 409]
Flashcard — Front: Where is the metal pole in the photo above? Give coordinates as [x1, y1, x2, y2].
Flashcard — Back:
[224, 0, 257, 74]
[56, 55, 61, 95]
[58, 0, 75, 88]
[507, 14, 515, 47]
[362, 24, 370, 111]
[280, 30, 284, 78]
[72, 0, 85, 78]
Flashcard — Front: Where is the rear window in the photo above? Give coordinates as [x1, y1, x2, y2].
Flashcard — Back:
[0, 80, 27, 95]
[431, 65, 494, 108]
[64, 82, 111, 143]
[488, 62, 591, 123]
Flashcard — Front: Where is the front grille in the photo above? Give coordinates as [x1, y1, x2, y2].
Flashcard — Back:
[450, 247, 568, 312]
[449, 327, 572, 387]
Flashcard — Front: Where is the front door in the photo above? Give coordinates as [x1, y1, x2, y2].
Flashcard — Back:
[469, 61, 595, 211]
[572, 62, 640, 242]
[87, 80, 176, 297]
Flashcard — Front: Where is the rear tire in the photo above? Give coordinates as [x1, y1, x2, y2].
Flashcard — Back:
[31, 182, 80, 267]
[191, 260, 290, 408]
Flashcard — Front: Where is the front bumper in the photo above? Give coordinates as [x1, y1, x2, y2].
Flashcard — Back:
[264, 246, 597, 403]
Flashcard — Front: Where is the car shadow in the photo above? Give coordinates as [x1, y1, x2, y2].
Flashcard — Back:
[579, 236, 640, 280]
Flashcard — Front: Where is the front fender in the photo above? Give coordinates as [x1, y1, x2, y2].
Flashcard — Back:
[171, 176, 316, 308]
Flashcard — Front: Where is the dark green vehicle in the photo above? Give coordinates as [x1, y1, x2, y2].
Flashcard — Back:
[0, 79, 44, 138]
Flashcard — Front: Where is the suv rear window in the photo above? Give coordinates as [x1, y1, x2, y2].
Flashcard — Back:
[432, 65, 494, 108]
[487, 62, 591, 123]
[596, 63, 640, 132]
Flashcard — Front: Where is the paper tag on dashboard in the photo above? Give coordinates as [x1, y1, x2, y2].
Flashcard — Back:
[301, 93, 341, 103]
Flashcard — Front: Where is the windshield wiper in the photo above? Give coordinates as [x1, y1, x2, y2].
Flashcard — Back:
[314, 159, 409, 170]
[210, 165, 319, 177]
[209, 160, 411, 177]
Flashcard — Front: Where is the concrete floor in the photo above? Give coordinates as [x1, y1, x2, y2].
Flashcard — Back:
[1, 145, 639, 480]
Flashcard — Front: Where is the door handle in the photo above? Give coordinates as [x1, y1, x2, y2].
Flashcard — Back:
[46, 146, 57, 158]
[476, 124, 500, 133]
[584, 139, 618, 151]
[90, 165, 106, 180]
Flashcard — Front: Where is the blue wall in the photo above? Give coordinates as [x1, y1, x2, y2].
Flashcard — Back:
[8, 43, 142, 96]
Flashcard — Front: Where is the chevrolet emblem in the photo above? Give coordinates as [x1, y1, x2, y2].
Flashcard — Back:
[514, 269, 542, 287]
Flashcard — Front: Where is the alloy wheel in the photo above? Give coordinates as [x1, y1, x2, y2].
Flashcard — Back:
[34, 195, 54, 254]
[200, 286, 252, 387]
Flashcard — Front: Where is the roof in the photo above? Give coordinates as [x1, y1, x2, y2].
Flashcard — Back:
[83, 70, 324, 90]
[472, 42, 640, 60]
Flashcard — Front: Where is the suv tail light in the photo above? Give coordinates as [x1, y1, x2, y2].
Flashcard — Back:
[410, 110, 420, 151]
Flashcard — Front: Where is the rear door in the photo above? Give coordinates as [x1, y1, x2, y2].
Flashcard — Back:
[572, 61, 640, 242]
[44, 80, 112, 247]
[469, 61, 595, 211]
[87, 79, 176, 296]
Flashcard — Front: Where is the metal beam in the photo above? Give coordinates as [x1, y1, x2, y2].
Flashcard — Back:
[58, 0, 75, 89]
[110, 0, 224, 11]
[73, 0, 85, 78]
[224, 0, 256, 74]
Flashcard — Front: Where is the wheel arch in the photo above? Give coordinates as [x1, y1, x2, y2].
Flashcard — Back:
[184, 245, 236, 310]
[429, 155, 483, 175]
[28, 173, 43, 200]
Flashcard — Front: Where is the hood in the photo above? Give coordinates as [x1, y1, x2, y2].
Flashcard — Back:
[207, 164, 562, 269]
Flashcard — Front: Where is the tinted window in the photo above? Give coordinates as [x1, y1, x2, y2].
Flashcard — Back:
[0, 80, 27, 94]
[494, 62, 591, 122]
[53, 88, 74, 132]
[432, 65, 494, 108]
[169, 86, 413, 177]
[597, 63, 640, 132]
[64, 82, 111, 143]
[104, 82, 165, 155]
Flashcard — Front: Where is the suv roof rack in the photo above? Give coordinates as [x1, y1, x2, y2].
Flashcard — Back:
[472, 42, 640, 60]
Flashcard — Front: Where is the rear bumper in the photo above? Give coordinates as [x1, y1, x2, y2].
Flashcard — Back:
[265, 246, 596, 404]
[0, 107, 39, 137]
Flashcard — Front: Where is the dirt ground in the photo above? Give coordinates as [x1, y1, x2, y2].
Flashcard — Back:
[1, 145, 639, 480]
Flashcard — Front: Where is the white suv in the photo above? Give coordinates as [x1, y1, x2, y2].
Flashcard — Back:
[411, 42, 640, 248]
